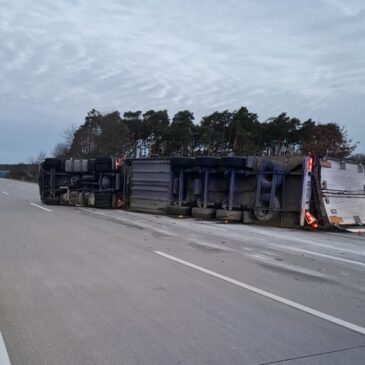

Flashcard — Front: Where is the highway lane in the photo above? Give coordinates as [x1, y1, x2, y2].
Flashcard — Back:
[0, 178, 364, 364]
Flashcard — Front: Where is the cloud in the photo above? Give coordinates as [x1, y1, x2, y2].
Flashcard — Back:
[0, 0, 365, 162]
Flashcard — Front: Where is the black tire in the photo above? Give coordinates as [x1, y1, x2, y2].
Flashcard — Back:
[88, 193, 95, 207]
[254, 194, 280, 222]
[220, 157, 246, 168]
[43, 158, 60, 170]
[194, 157, 220, 168]
[42, 196, 60, 205]
[95, 201, 113, 209]
[78, 192, 89, 207]
[167, 205, 191, 216]
[192, 207, 216, 219]
[242, 211, 252, 224]
[95, 192, 112, 209]
[96, 157, 112, 164]
[260, 160, 284, 189]
[95, 157, 112, 172]
[170, 157, 195, 167]
[59, 159, 66, 172]
[88, 159, 96, 172]
[95, 192, 112, 201]
[216, 209, 242, 222]
[95, 163, 112, 172]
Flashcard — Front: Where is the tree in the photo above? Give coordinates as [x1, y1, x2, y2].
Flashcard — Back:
[122, 111, 143, 157]
[200, 111, 232, 155]
[69, 109, 102, 158]
[26, 151, 46, 181]
[53, 106, 361, 160]
[297, 119, 316, 155]
[142, 110, 170, 156]
[27, 151, 46, 164]
[53, 125, 77, 158]
[53, 143, 70, 159]
[229, 107, 261, 155]
[300, 122, 357, 158]
[262, 113, 301, 156]
[166, 111, 194, 156]
[350, 153, 365, 164]
[191, 124, 209, 156]
[97, 111, 129, 157]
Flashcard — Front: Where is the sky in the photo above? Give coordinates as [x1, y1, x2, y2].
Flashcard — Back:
[0, 0, 364, 163]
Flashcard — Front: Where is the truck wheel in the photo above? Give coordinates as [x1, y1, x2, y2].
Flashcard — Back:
[194, 157, 220, 168]
[260, 160, 284, 189]
[43, 196, 60, 205]
[95, 201, 113, 209]
[43, 158, 60, 170]
[69, 191, 79, 206]
[170, 157, 195, 167]
[78, 192, 89, 207]
[111, 193, 117, 209]
[254, 194, 280, 221]
[167, 205, 191, 216]
[216, 209, 242, 222]
[192, 207, 216, 219]
[95, 158, 112, 172]
[59, 159, 66, 172]
[95, 192, 112, 209]
[220, 157, 246, 168]
[88, 193, 95, 207]
[88, 159, 96, 172]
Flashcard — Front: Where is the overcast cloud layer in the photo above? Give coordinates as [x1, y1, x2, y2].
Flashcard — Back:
[1, 0, 364, 162]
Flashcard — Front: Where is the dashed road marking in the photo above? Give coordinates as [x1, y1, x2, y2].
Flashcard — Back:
[1, 191, 9, 195]
[30, 203, 52, 212]
[154, 251, 365, 335]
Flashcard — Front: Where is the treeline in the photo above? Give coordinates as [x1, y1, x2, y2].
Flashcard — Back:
[54, 107, 357, 159]
[0, 163, 39, 182]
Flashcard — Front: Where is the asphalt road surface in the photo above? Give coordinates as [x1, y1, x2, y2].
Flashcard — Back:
[0, 178, 364, 365]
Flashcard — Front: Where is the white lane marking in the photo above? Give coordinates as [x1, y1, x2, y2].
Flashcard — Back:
[154, 251, 365, 335]
[273, 245, 365, 268]
[30, 203, 52, 212]
[1, 191, 9, 195]
[0, 331, 11, 365]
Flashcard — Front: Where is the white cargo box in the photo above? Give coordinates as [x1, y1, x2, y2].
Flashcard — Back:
[320, 158, 365, 227]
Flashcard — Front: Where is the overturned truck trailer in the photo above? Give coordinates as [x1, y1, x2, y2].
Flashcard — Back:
[38, 156, 365, 231]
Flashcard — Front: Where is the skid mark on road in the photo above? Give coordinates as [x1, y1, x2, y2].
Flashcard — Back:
[155, 251, 365, 335]
[81, 209, 233, 252]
